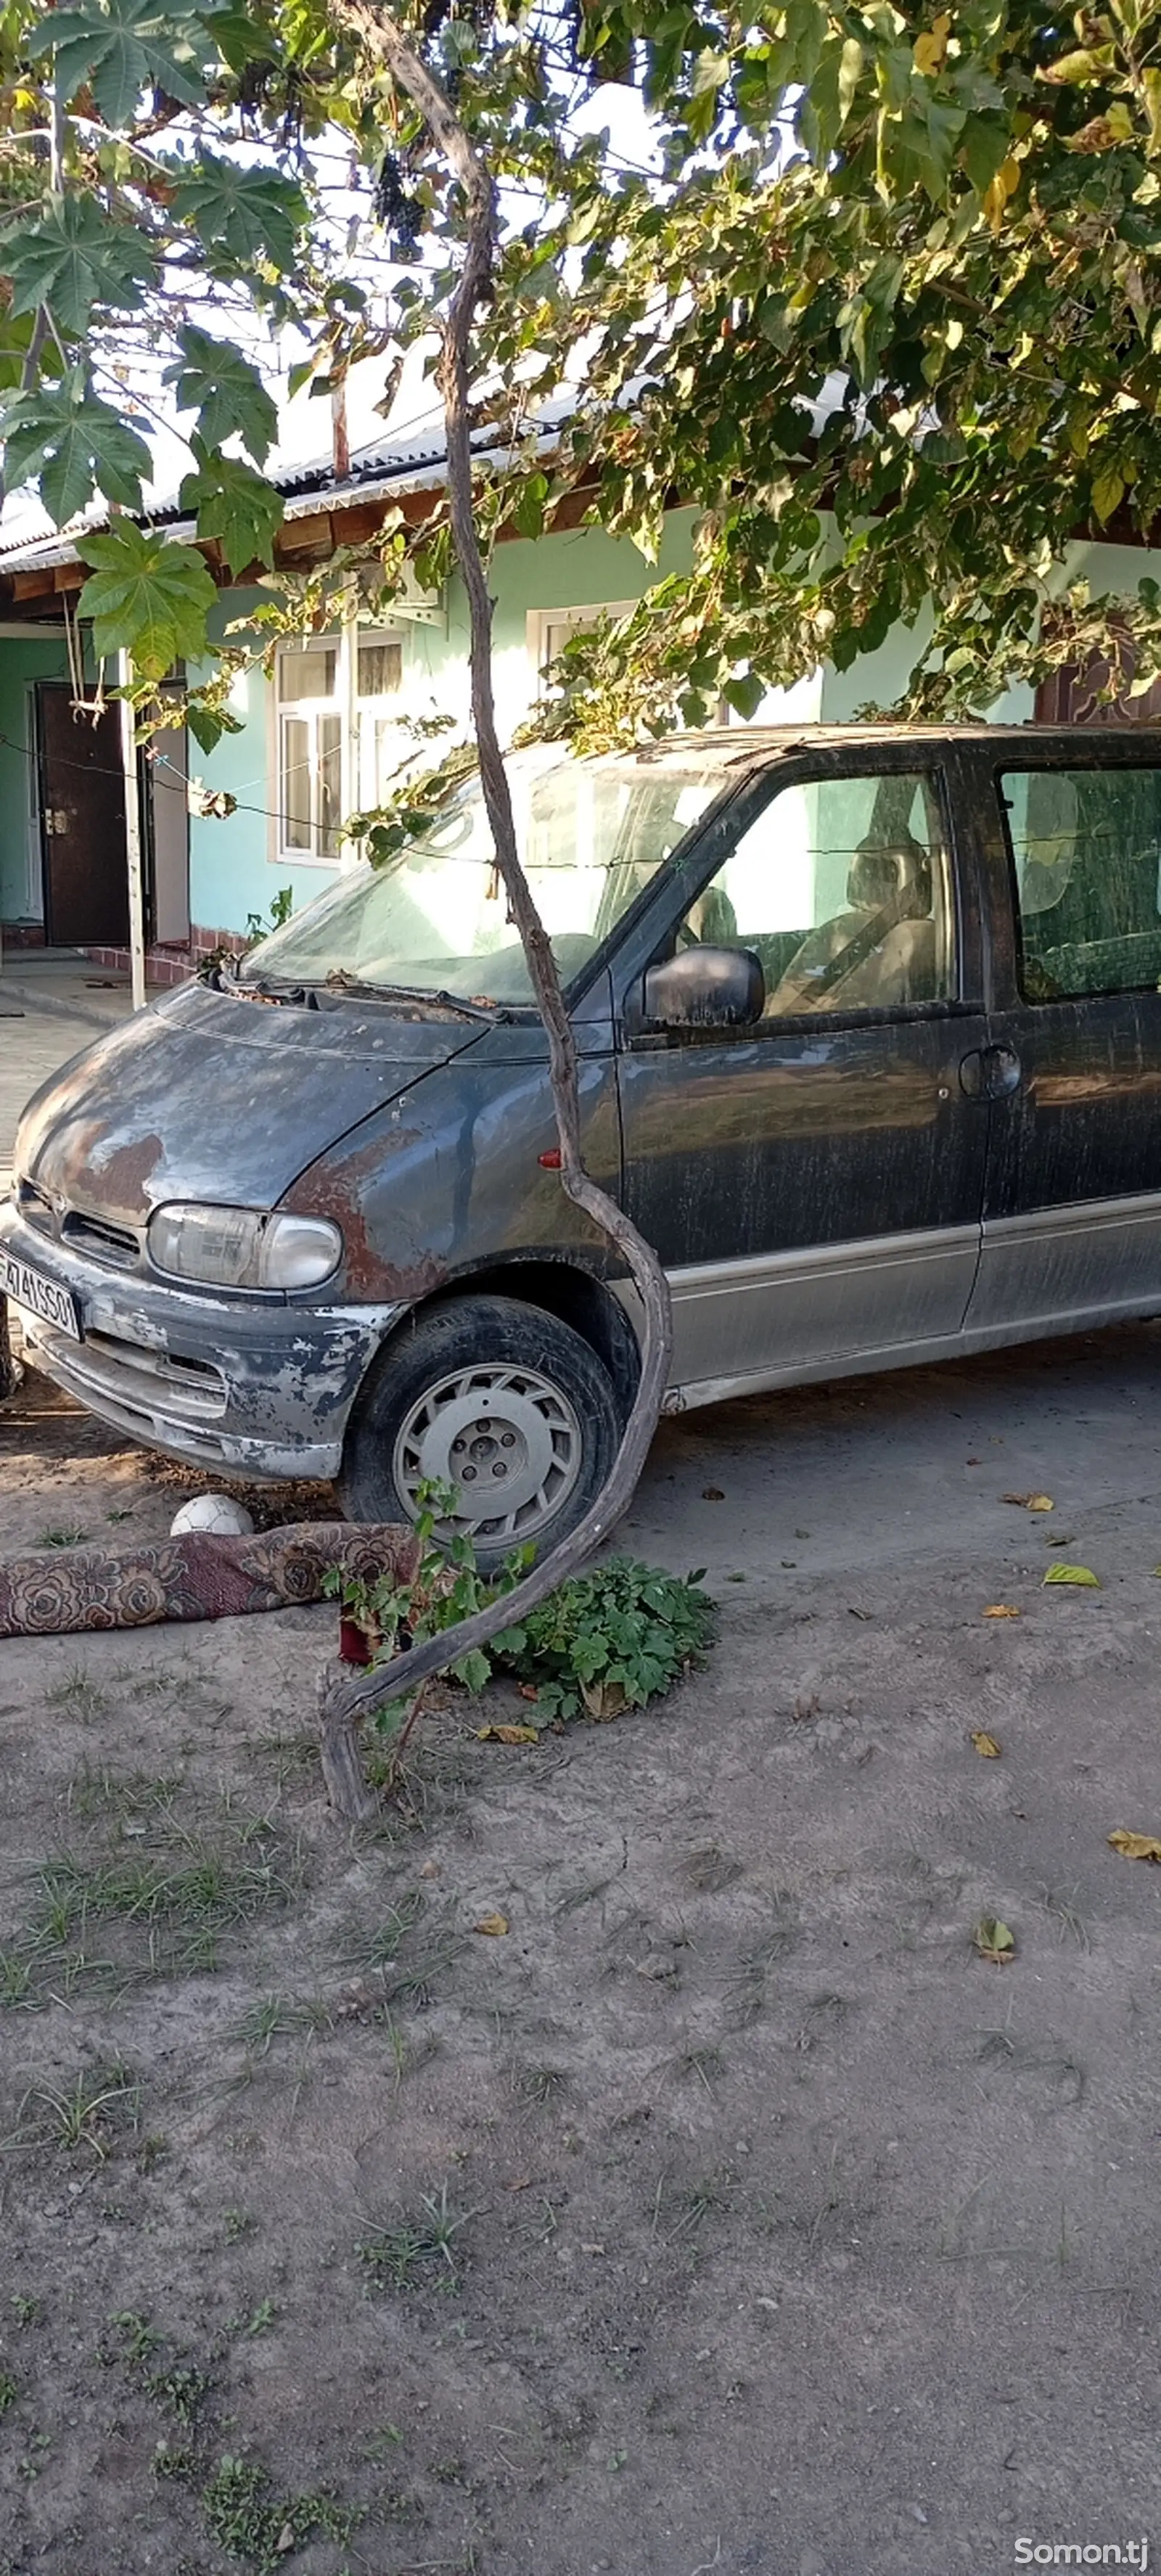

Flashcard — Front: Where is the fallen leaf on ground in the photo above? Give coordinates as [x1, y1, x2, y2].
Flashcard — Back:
[982, 1604, 1021, 1619]
[476, 1723, 540, 1745]
[702, 1485, 725, 1501]
[473, 1912, 509, 1937]
[1003, 1491, 1054, 1511]
[971, 1731, 1002, 1757]
[1043, 1563, 1100, 1587]
[973, 1916, 1016, 1962]
[1108, 1829, 1161, 1863]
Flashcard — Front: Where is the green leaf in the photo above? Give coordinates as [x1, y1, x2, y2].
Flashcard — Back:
[165, 327, 277, 465]
[179, 448, 284, 573]
[1043, 1562, 1101, 1587]
[30, 0, 213, 126]
[171, 157, 306, 273]
[0, 375, 150, 524]
[512, 469, 549, 539]
[723, 670, 765, 719]
[78, 523, 218, 681]
[202, 3, 279, 73]
[1, 199, 155, 338]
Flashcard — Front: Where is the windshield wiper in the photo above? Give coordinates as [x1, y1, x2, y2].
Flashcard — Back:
[225, 969, 318, 1009]
[322, 970, 504, 1021]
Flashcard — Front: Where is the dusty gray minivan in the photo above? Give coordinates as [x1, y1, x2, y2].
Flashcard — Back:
[6, 723, 1161, 1567]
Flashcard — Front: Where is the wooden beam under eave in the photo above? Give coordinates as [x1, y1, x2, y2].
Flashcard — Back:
[274, 511, 336, 562]
[53, 562, 85, 592]
[10, 569, 60, 602]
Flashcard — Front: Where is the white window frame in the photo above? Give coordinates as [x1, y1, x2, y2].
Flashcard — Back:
[274, 628, 405, 867]
[526, 602, 637, 700]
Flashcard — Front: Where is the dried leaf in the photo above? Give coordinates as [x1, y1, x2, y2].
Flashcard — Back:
[702, 1485, 725, 1501]
[1108, 1829, 1161, 1863]
[1002, 1491, 1054, 1511]
[970, 1731, 1002, 1757]
[982, 1604, 1021, 1619]
[1043, 1563, 1100, 1587]
[973, 1916, 1016, 1962]
[476, 1724, 540, 1745]
[473, 1911, 509, 1937]
[275, 2528, 295, 2557]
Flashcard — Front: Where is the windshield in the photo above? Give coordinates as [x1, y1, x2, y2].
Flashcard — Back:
[242, 745, 721, 1006]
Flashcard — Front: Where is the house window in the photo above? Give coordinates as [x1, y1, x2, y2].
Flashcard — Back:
[528, 602, 637, 696]
[276, 631, 403, 861]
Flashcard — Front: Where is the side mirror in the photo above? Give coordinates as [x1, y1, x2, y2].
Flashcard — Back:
[642, 944, 765, 1030]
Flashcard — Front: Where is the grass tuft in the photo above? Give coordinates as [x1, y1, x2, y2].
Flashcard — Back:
[357, 2183, 476, 2294]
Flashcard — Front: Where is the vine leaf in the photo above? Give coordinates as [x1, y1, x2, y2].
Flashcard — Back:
[30, 0, 213, 128]
[165, 327, 278, 465]
[78, 522, 218, 680]
[0, 375, 150, 524]
[179, 442, 284, 573]
[1, 199, 156, 339]
[171, 157, 306, 272]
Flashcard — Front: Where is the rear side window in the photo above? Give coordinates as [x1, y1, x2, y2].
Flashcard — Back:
[1003, 766, 1161, 1001]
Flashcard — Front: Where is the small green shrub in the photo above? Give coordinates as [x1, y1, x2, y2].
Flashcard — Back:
[493, 1558, 715, 1722]
[327, 1481, 715, 1749]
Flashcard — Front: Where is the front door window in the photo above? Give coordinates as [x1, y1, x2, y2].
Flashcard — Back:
[679, 769, 955, 1014]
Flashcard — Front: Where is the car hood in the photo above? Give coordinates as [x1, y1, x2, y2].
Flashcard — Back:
[15, 980, 483, 1228]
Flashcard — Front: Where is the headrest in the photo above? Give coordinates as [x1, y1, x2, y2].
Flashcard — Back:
[848, 834, 931, 919]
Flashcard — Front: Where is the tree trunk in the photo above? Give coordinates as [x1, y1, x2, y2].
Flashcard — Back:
[319, 2, 673, 1781]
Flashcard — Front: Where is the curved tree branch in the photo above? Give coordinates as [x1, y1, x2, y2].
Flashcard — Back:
[319, 2, 673, 1772]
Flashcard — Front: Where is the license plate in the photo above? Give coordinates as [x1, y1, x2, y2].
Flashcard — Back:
[1, 1251, 83, 1342]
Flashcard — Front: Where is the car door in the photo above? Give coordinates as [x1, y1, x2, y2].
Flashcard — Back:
[963, 737, 1161, 1336]
[612, 743, 993, 1401]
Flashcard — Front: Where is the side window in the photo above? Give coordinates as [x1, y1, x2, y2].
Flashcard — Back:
[678, 771, 954, 1017]
[1003, 766, 1161, 1001]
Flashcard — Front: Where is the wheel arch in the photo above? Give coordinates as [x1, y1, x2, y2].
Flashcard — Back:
[364, 1258, 642, 1427]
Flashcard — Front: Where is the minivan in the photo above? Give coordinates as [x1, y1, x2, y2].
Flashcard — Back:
[5, 724, 1161, 1567]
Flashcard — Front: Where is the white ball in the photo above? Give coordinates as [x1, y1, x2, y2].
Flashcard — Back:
[169, 1494, 255, 1538]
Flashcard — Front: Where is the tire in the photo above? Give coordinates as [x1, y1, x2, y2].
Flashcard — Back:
[338, 1294, 622, 1574]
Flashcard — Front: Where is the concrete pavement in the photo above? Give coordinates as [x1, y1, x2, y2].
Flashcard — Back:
[0, 997, 105, 1192]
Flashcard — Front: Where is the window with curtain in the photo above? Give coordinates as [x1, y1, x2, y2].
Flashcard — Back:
[276, 633, 403, 861]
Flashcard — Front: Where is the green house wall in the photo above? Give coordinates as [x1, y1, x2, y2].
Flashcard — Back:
[0, 631, 71, 925]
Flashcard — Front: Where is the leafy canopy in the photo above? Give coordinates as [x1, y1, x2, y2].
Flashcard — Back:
[1, 0, 1160, 721]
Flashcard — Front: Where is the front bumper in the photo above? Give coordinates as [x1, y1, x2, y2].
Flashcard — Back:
[0, 1202, 401, 1482]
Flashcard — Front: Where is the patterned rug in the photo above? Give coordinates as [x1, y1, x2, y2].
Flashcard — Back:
[0, 1522, 419, 1637]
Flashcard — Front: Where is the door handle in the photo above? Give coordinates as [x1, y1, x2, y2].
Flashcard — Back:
[959, 1045, 1022, 1102]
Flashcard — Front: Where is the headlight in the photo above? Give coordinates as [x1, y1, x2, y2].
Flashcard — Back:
[147, 1204, 342, 1291]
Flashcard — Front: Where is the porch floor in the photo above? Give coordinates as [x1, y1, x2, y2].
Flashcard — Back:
[0, 947, 171, 1031]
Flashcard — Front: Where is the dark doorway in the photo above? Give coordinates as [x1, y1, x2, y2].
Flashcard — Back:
[36, 684, 130, 946]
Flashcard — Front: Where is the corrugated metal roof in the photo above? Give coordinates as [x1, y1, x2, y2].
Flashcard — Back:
[0, 395, 577, 575]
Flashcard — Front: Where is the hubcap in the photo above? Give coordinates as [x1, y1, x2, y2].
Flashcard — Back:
[393, 1361, 583, 1544]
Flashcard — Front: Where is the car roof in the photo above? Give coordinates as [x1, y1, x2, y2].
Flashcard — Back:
[621, 722, 1161, 770]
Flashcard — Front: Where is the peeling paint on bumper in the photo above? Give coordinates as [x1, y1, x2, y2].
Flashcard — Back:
[0, 1203, 401, 1482]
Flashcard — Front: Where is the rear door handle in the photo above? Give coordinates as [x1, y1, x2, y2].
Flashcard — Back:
[959, 1044, 1022, 1102]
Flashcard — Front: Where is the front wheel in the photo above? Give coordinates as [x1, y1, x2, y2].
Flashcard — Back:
[338, 1294, 623, 1573]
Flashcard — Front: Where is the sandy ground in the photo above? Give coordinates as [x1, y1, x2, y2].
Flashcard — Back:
[3, 1329, 1161, 2575]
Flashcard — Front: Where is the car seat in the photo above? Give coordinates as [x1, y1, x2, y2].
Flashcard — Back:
[765, 833, 938, 1014]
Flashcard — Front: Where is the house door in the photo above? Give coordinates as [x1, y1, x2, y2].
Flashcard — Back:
[37, 684, 130, 946]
